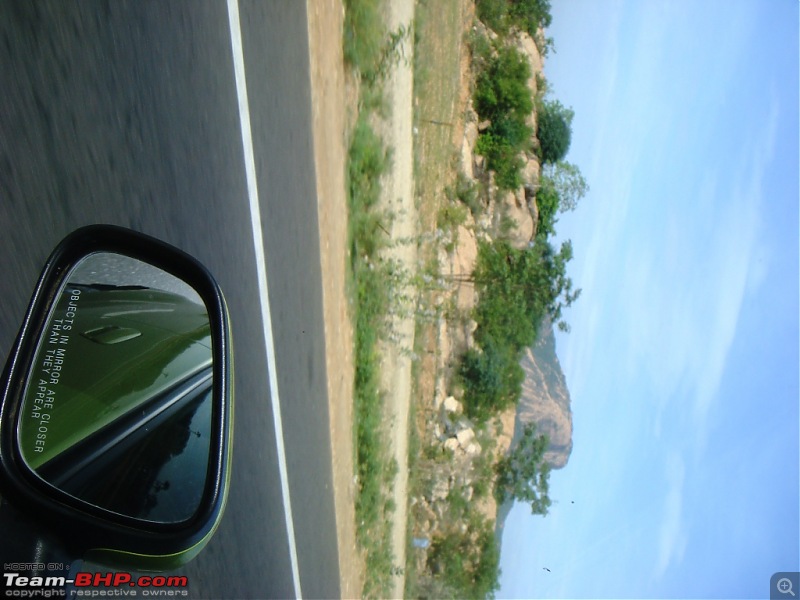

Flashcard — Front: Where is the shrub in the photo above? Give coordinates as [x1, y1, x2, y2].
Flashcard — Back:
[460, 338, 524, 420]
[508, 0, 553, 36]
[473, 45, 533, 191]
[495, 423, 552, 514]
[534, 183, 559, 238]
[464, 238, 580, 416]
[427, 519, 501, 599]
[348, 115, 389, 259]
[476, 0, 552, 39]
[540, 160, 589, 212]
[477, 133, 524, 191]
[474, 46, 532, 123]
[437, 202, 468, 232]
[343, 0, 384, 75]
[448, 172, 482, 217]
[476, 0, 510, 36]
[472, 240, 544, 350]
[537, 99, 574, 164]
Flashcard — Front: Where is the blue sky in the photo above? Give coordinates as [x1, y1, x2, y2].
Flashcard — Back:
[499, 1, 799, 598]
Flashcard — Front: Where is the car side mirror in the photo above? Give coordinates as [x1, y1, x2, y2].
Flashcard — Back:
[0, 226, 233, 570]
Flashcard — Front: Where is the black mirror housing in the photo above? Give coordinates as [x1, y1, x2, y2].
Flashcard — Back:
[0, 225, 233, 570]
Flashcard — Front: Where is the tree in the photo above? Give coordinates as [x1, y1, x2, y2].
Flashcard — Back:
[455, 238, 580, 421]
[534, 184, 560, 238]
[540, 161, 588, 212]
[477, 0, 553, 38]
[495, 423, 552, 514]
[536, 99, 574, 164]
[472, 238, 580, 344]
[427, 516, 501, 599]
[474, 45, 532, 123]
[474, 45, 534, 190]
[508, 0, 553, 36]
[460, 338, 525, 420]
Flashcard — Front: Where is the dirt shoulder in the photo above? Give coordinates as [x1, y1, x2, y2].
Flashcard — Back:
[374, 1, 416, 598]
[306, 1, 361, 597]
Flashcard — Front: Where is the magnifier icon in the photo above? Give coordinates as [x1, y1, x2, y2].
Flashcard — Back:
[778, 578, 796, 596]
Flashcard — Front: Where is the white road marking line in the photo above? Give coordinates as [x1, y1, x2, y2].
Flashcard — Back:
[225, 1, 302, 597]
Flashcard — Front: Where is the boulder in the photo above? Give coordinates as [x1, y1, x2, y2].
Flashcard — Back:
[465, 441, 483, 456]
[465, 319, 478, 350]
[456, 428, 475, 448]
[473, 153, 485, 174]
[464, 121, 479, 149]
[515, 32, 543, 131]
[444, 438, 460, 453]
[515, 186, 526, 209]
[499, 189, 534, 249]
[454, 225, 478, 312]
[521, 156, 540, 188]
[430, 479, 450, 502]
[443, 396, 463, 414]
[460, 128, 475, 179]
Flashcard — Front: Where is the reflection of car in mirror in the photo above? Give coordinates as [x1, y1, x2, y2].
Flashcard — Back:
[0, 226, 232, 571]
[20, 273, 214, 523]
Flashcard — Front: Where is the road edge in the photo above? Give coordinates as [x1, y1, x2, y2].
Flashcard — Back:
[305, 1, 362, 598]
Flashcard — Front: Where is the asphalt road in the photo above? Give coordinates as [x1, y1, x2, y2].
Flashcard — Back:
[0, 1, 338, 597]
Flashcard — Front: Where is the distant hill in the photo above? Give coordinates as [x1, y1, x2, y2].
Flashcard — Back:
[496, 320, 573, 540]
[513, 320, 573, 468]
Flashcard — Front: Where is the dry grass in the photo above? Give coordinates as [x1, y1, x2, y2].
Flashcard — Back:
[413, 0, 468, 231]
[405, 0, 472, 595]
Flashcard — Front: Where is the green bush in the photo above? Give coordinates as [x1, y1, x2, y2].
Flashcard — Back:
[344, 0, 384, 75]
[460, 338, 524, 420]
[472, 240, 544, 350]
[537, 99, 574, 164]
[459, 238, 579, 422]
[476, 0, 510, 35]
[467, 26, 494, 71]
[508, 0, 553, 36]
[344, 0, 410, 85]
[474, 46, 532, 122]
[476, 133, 525, 191]
[437, 202, 469, 231]
[534, 183, 559, 238]
[476, 0, 553, 38]
[448, 172, 482, 217]
[427, 519, 501, 599]
[495, 423, 552, 514]
[473, 45, 533, 191]
[346, 100, 395, 597]
[348, 115, 389, 259]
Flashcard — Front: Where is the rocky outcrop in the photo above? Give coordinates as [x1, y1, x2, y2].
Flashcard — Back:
[495, 321, 572, 542]
[497, 189, 535, 248]
[423, 16, 571, 561]
[456, 30, 545, 252]
[513, 321, 573, 469]
[515, 32, 543, 133]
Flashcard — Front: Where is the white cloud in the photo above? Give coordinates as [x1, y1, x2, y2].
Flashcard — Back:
[603, 95, 779, 446]
[553, 0, 771, 443]
[653, 453, 688, 579]
[689, 97, 779, 434]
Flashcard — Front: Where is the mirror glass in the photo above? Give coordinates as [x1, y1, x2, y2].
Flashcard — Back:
[16, 253, 214, 524]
